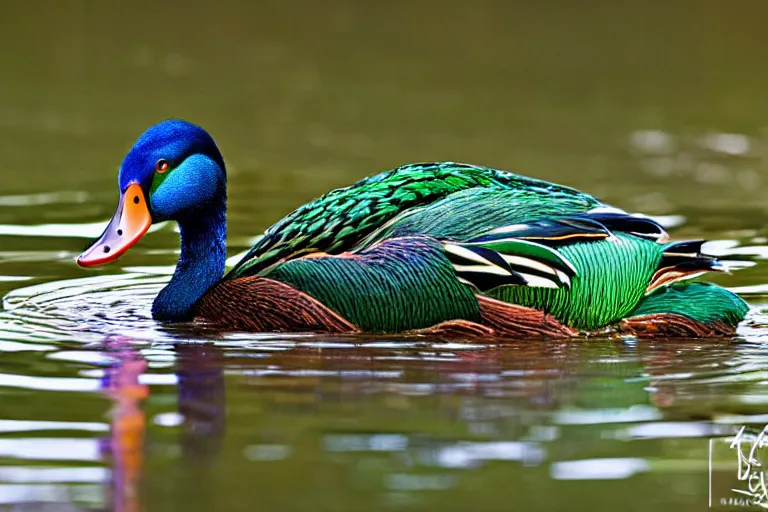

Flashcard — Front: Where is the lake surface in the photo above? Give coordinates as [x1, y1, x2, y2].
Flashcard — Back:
[2, 1, 768, 510]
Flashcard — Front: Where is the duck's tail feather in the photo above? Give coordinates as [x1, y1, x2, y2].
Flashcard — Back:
[646, 240, 726, 293]
[442, 238, 576, 292]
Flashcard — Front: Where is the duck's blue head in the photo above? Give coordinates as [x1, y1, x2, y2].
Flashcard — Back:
[77, 119, 227, 267]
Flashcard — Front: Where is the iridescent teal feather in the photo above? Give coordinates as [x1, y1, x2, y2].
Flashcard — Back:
[262, 237, 481, 332]
[488, 234, 661, 330]
[227, 162, 600, 278]
[352, 188, 600, 247]
[628, 282, 748, 328]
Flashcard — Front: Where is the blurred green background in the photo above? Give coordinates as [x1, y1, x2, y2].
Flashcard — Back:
[3, 1, 768, 231]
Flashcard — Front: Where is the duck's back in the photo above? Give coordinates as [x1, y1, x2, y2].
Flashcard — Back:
[226, 162, 601, 278]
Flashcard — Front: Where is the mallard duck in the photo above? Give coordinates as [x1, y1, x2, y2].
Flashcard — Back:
[76, 119, 749, 338]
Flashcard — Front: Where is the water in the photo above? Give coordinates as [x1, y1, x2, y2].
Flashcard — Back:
[2, 1, 768, 510]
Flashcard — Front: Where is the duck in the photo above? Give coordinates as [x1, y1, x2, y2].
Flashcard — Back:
[76, 119, 750, 338]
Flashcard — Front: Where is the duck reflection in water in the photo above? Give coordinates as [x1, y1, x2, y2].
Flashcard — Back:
[175, 342, 226, 464]
[88, 334, 743, 511]
[97, 336, 226, 512]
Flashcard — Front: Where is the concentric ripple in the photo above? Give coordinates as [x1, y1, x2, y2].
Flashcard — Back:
[0, 272, 171, 344]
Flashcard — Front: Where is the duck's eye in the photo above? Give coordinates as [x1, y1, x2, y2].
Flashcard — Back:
[156, 159, 169, 173]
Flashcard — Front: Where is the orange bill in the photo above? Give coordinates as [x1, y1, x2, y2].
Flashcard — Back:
[77, 183, 152, 267]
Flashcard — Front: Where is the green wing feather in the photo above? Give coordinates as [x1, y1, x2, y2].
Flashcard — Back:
[257, 232, 743, 334]
[488, 234, 663, 331]
[261, 236, 482, 333]
[227, 162, 602, 278]
[485, 235, 743, 331]
[354, 187, 604, 248]
[628, 282, 749, 328]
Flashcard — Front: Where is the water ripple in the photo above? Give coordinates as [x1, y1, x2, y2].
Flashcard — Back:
[0, 273, 170, 344]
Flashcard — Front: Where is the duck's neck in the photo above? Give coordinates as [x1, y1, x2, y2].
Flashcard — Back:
[152, 197, 227, 322]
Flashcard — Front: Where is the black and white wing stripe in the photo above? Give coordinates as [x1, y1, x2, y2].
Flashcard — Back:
[442, 239, 576, 292]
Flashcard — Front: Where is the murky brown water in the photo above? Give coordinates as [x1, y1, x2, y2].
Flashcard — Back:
[2, 1, 768, 510]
